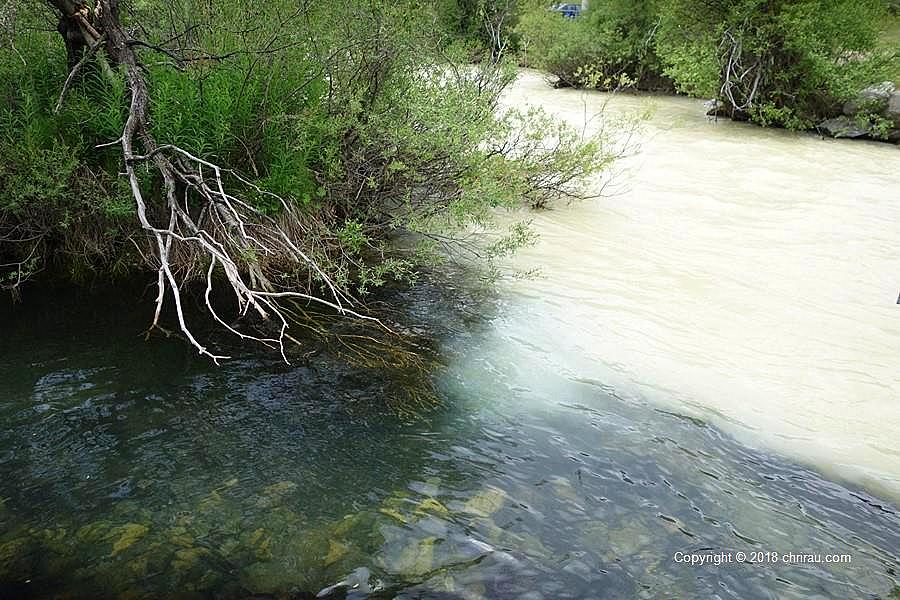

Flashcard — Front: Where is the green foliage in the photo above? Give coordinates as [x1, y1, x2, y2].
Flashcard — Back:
[582, 0, 670, 90]
[878, 16, 900, 84]
[147, 61, 326, 205]
[439, 0, 525, 58]
[0, 0, 619, 302]
[854, 110, 894, 139]
[657, 0, 891, 127]
[517, 0, 892, 128]
[518, 0, 669, 89]
[0, 26, 138, 280]
[518, 5, 600, 85]
[657, 40, 719, 97]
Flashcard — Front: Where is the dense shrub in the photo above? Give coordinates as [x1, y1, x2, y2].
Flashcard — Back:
[517, 0, 894, 128]
[0, 0, 620, 351]
[518, 0, 670, 89]
[517, 4, 600, 85]
[656, 0, 891, 128]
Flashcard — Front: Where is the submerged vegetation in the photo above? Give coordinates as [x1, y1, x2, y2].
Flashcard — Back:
[0, 0, 624, 359]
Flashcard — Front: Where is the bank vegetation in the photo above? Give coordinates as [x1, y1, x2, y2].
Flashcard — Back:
[512, 0, 898, 134]
[0, 0, 628, 360]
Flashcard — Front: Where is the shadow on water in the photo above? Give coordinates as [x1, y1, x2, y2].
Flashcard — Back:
[0, 281, 898, 599]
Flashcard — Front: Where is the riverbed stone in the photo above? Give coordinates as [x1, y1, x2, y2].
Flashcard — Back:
[414, 497, 450, 517]
[378, 507, 410, 524]
[0, 536, 38, 580]
[239, 561, 299, 595]
[255, 481, 298, 508]
[245, 528, 273, 561]
[462, 487, 506, 517]
[385, 535, 438, 576]
[817, 116, 870, 138]
[323, 539, 349, 566]
[197, 490, 223, 512]
[109, 523, 149, 557]
[550, 476, 581, 504]
[34, 528, 68, 553]
[167, 526, 194, 548]
[172, 547, 209, 573]
[843, 81, 896, 116]
[127, 554, 150, 577]
[76, 521, 113, 544]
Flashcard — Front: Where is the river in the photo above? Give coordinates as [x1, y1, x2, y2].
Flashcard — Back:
[501, 70, 900, 502]
[0, 72, 898, 599]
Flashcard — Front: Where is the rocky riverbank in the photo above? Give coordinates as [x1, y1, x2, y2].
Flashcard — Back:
[817, 81, 900, 143]
[704, 81, 900, 144]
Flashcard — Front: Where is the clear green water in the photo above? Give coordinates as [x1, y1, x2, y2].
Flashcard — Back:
[0, 285, 898, 599]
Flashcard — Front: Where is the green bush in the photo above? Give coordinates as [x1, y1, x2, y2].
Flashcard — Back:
[518, 5, 600, 85]
[517, 0, 670, 90]
[0, 0, 619, 310]
[518, 0, 892, 128]
[656, 0, 891, 127]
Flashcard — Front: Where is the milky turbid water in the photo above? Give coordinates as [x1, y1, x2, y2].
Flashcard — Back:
[500, 70, 900, 502]
[0, 75, 899, 599]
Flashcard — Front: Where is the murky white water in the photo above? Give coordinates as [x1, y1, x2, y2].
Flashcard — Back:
[498, 70, 900, 501]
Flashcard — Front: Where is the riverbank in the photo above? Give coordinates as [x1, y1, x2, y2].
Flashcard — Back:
[549, 73, 900, 144]
[518, 8, 900, 145]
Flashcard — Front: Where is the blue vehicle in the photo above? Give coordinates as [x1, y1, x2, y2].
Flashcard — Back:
[551, 3, 581, 18]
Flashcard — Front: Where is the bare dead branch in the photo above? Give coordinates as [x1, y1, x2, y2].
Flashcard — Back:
[54, 33, 105, 113]
[40, 0, 383, 363]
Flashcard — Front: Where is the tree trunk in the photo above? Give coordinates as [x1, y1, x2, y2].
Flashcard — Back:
[49, 0, 102, 67]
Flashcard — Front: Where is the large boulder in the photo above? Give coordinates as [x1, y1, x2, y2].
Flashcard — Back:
[817, 116, 871, 139]
[843, 81, 896, 116]
[886, 91, 900, 128]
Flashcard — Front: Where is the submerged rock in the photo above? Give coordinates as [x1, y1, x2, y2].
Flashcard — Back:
[172, 546, 209, 573]
[384, 535, 439, 577]
[462, 487, 506, 517]
[0, 536, 38, 581]
[167, 526, 195, 548]
[414, 498, 450, 517]
[323, 540, 349, 566]
[76, 520, 113, 544]
[255, 481, 299, 508]
[197, 490, 223, 512]
[109, 523, 149, 557]
[240, 561, 307, 596]
[245, 528, 273, 561]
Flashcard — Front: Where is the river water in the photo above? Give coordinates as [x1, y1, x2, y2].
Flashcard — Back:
[501, 71, 900, 502]
[0, 73, 898, 599]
